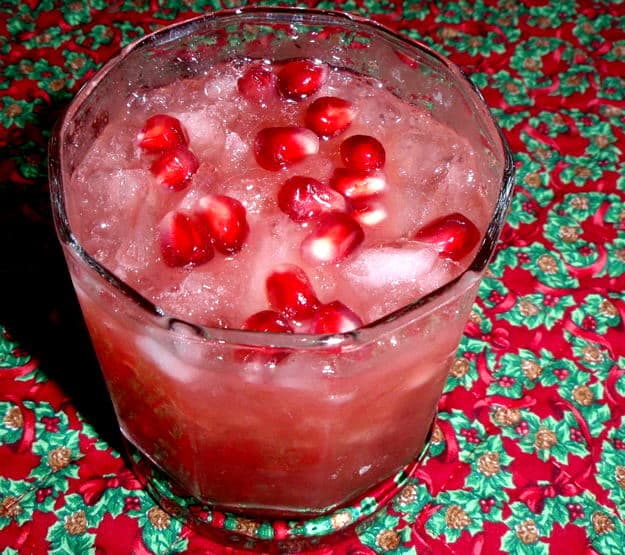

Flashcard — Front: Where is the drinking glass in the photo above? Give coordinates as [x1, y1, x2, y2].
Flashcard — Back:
[49, 6, 514, 550]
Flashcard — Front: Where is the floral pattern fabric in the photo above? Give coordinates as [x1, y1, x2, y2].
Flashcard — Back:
[1, 1, 625, 553]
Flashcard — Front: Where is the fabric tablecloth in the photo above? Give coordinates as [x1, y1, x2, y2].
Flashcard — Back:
[1, 1, 625, 553]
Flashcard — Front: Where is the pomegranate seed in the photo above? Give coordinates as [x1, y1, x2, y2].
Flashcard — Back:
[237, 65, 277, 103]
[278, 175, 346, 222]
[266, 264, 320, 319]
[301, 212, 364, 264]
[138, 114, 188, 152]
[311, 301, 363, 334]
[340, 135, 386, 171]
[349, 197, 388, 227]
[254, 127, 319, 171]
[305, 96, 354, 138]
[329, 168, 386, 199]
[243, 310, 293, 334]
[413, 212, 481, 261]
[239, 310, 293, 365]
[196, 194, 249, 254]
[150, 145, 199, 191]
[277, 59, 327, 100]
[159, 210, 214, 267]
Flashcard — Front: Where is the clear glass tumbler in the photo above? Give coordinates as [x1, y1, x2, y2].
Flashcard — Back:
[49, 6, 514, 548]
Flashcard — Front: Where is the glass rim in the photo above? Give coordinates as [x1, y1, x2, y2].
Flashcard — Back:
[49, 5, 515, 350]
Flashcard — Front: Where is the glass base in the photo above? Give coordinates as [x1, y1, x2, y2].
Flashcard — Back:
[122, 435, 432, 552]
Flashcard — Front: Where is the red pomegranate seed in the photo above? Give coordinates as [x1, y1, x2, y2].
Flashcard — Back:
[329, 168, 386, 199]
[278, 176, 346, 222]
[311, 301, 363, 334]
[150, 146, 199, 191]
[237, 65, 277, 103]
[301, 212, 364, 264]
[349, 197, 388, 227]
[305, 96, 354, 138]
[254, 127, 319, 171]
[196, 194, 249, 254]
[413, 212, 481, 261]
[340, 135, 386, 171]
[243, 310, 294, 334]
[240, 310, 293, 365]
[266, 264, 320, 319]
[159, 210, 214, 267]
[138, 114, 188, 152]
[277, 59, 327, 100]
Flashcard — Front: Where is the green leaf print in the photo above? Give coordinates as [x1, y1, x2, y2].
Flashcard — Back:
[0, 402, 23, 445]
[0, 327, 31, 368]
[541, 497, 569, 527]
[426, 490, 483, 543]
[444, 349, 494, 393]
[599, 76, 625, 102]
[566, 331, 614, 379]
[465, 436, 514, 499]
[571, 294, 622, 334]
[24, 402, 81, 484]
[358, 510, 411, 554]
[573, 13, 615, 46]
[46, 494, 97, 555]
[491, 70, 530, 106]
[544, 214, 599, 268]
[0, 97, 44, 129]
[503, 412, 589, 463]
[501, 502, 550, 555]
[560, 192, 618, 221]
[113, 21, 146, 47]
[596, 439, 625, 509]
[0, 478, 35, 528]
[514, 153, 549, 190]
[558, 66, 596, 97]
[392, 480, 431, 520]
[497, 293, 575, 330]
[537, 353, 579, 388]
[516, 243, 579, 289]
[489, 350, 544, 396]
[76, 24, 114, 47]
[401, 0, 430, 20]
[22, 26, 69, 50]
[440, 409, 487, 456]
[560, 154, 617, 186]
[137, 505, 187, 555]
[601, 239, 625, 277]
[61, 0, 92, 25]
[63, 50, 98, 81]
[507, 192, 539, 228]
[488, 247, 519, 277]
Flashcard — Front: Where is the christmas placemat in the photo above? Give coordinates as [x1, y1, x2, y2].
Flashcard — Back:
[1, 1, 625, 553]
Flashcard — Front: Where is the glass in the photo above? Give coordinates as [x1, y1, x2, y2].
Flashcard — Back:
[49, 6, 514, 548]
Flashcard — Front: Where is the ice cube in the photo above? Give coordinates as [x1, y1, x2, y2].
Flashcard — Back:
[221, 170, 277, 216]
[103, 168, 151, 212]
[203, 71, 237, 103]
[387, 130, 454, 182]
[136, 334, 201, 383]
[224, 131, 249, 163]
[337, 241, 454, 321]
[229, 217, 306, 323]
[173, 107, 226, 162]
[74, 168, 151, 261]
[155, 268, 228, 326]
[344, 242, 438, 288]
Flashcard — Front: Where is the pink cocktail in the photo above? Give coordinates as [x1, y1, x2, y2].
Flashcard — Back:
[50, 6, 513, 535]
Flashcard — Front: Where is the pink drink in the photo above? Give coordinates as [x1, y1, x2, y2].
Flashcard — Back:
[51, 9, 512, 521]
[72, 63, 486, 327]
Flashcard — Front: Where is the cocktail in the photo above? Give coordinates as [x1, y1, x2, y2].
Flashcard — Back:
[49, 6, 514, 548]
